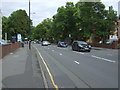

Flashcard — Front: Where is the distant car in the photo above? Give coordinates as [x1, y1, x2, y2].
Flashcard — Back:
[0, 40, 8, 45]
[105, 39, 118, 44]
[72, 41, 91, 52]
[57, 42, 68, 47]
[42, 41, 51, 46]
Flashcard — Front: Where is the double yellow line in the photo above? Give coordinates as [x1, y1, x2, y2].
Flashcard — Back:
[34, 46, 58, 90]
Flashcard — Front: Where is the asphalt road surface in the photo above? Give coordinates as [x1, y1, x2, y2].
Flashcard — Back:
[33, 44, 118, 89]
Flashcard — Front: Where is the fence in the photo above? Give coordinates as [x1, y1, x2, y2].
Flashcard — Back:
[0, 42, 21, 58]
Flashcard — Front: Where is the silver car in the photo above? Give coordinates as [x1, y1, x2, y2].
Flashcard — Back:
[0, 40, 8, 45]
[41, 41, 51, 46]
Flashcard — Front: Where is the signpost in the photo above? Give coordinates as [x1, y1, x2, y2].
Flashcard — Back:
[17, 34, 22, 42]
[11, 36, 16, 43]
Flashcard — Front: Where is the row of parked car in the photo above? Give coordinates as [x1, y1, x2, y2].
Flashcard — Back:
[0, 40, 10, 46]
[99, 39, 118, 44]
[41, 41, 92, 52]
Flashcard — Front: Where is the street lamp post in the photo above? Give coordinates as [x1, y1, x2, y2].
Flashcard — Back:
[29, 0, 31, 50]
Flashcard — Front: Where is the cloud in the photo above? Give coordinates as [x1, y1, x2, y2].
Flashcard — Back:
[2, 2, 29, 17]
[102, 0, 118, 14]
[1, 0, 119, 26]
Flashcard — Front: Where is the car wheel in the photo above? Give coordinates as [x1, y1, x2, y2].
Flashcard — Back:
[72, 47, 75, 51]
[87, 50, 91, 52]
[77, 47, 81, 52]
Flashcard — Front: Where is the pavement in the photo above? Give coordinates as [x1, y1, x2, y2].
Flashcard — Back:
[2, 44, 44, 88]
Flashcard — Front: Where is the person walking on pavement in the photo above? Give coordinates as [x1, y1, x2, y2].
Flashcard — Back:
[29, 40, 31, 50]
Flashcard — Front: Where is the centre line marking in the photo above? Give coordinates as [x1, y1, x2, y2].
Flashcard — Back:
[91, 55, 116, 63]
[60, 53, 62, 55]
[34, 46, 58, 89]
[52, 50, 55, 52]
[74, 61, 80, 64]
[72, 51, 85, 55]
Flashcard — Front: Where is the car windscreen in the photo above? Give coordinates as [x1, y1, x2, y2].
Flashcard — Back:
[43, 41, 49, 43]
[78, 41, 87, 45]
[60, 42, 66, 45]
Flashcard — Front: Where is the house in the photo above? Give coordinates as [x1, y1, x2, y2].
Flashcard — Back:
[118, 18, 120, 39]
[109, 19, 120, 40]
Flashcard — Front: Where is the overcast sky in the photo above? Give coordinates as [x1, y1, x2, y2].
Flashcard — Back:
[1, 0, 120, 26]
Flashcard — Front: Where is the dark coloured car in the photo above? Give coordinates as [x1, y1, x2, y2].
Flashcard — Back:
[57, 42, 68, 47]
[72, 41, 91, 52]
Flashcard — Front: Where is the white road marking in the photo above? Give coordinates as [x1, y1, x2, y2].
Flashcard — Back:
[107, 54, 112, 56]
[59, 53, 63, 55]
[79, 52, 85, 55]
[10, 53, 13, 55]
[74, 61, 80, 64]
[75, 52, 85, 55]
[91, 55, 116, 63]
[52, 50, 55, 52]
[57, 47, 66, 49]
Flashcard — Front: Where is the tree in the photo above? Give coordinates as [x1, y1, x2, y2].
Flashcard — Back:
[52, 2, 78, 41]
[34, 18, 53, 41]
[75, 2, 117, 42]
[2, 16, 9, 39]
[33, 1, 117, 43]
[2, 9, 32, 40]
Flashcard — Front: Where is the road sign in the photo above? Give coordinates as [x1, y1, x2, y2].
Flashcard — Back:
[17, 34, 22, 42]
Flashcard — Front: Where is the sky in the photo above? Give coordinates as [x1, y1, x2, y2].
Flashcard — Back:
[1, 0, 120, 26]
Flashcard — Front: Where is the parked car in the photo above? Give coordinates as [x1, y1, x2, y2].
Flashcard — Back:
[0, 40, 8, 45]
[57, 42, 68, 47]
[105, 39, 118, 44]
[41, 41, 51, 46]
[72, 41, 91, 52]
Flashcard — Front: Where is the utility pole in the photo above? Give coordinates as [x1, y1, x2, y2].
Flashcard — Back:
[29, 0, 31, 50]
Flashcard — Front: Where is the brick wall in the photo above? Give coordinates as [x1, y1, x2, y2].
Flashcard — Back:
[0, 42, 21, 58]
[118, 19, 120, 39]
[90, 41, 119, 49]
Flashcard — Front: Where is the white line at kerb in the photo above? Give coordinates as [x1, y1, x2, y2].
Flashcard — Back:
[74, 61, 80, 64]
[91, 55, 116, 63]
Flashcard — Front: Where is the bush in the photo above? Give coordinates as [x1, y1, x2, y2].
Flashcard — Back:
[118, 43, 120, 49]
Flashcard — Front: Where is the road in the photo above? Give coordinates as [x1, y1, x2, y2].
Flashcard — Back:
[33, 44, 118, 89]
